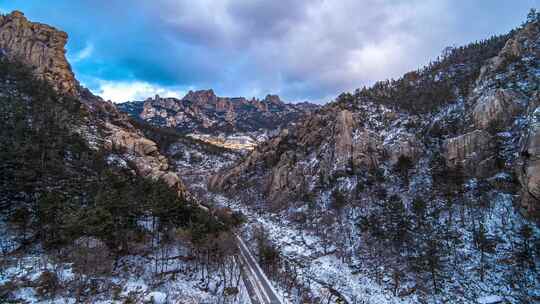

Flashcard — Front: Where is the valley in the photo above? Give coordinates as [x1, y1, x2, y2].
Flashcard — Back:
[0, 7, 539, 304]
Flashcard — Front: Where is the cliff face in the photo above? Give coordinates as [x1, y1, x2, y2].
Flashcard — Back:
[208, 101, 396, 204]
[0, 11, 78, 95]
[118, 90, 319, 135]
[0, 10, 191, 201]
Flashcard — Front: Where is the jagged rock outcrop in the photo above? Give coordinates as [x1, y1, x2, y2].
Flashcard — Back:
[0, 10, 192, 202]
[500, 21, 540, 59]
[106, 125, 160, 156]
[473, 89, 525, 130]
[444, 130, 494, 175]
[480, 20, 540, 79]
[334, 110, 355, 169]
[481, 20, 540, 219]
[384, 132, 423, 165]
[209, 105, 388, 202]
[518, 102, 540, 219]
[352, 130, 382, 169]
[118, 90, 319, 135]
[102, 120, 189, 198]
[0, 11, 77, 95]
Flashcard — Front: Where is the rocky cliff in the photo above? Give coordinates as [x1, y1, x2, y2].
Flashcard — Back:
[0, 10, 191, 201]
[207, 16, 540, 303]
[118, 90, 318, 135]
[211, 18, 540, 220]
[0, 11, 78, 95]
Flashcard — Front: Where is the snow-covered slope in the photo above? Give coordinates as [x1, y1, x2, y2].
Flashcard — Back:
[209, 16, 540, 303]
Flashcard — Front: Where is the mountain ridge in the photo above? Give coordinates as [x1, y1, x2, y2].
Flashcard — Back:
[205, 14, 540, 302]
[118, 89, 319, 135]
[210, 19, 540, 216]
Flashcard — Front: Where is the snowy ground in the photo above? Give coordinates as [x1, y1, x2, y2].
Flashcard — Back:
[210, 194, 413, 304]
[207, 179, 540, 304]
[0, 219, 251, 304]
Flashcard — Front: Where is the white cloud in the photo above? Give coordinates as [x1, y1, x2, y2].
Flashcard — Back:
[69, 42, 94, 63]
[21, 0, 530, 103]
[94, 81, 184, 103]
[246, 0, 452, 96]
[147, 0, 456, 100]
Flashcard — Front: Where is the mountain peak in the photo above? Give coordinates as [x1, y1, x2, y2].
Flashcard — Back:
[183, 89, 217, 103]
[263, 94, 283, 105]
[119, 89, 319, 134]
[9, 10, 25, 18]
[0, 10, 78, 95]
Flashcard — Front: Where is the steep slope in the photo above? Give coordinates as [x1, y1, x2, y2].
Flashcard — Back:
[0, 11, 244, 303]
[118, 90, 319, 137]
[0, 57, 219, 249]
[210, 16, 540, 303]
[129, 119, 243, 197]
[210, 19, 538, 216]
[0, 10, 193, 201]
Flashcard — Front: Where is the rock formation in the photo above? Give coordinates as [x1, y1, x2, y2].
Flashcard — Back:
[103, 122, 188, 197]
[118, 90, 319, 135]
[518, 98, 540, 219]
[333, 110, 355, 170]
[0, 11, 77, 95]
[352, 130, 382, 169]
[473, 89, 525, 130]
[0, 10, 192, 202]
[209, 104, 389, 203]
[384, 132, 423, 165]
[483, 21, 540, 218]
[444, 130, 494, 175]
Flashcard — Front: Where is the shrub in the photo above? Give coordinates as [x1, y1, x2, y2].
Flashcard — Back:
[214, 207, 245, 228]
[70, 237, 113, 276]
[330, 189, 347, 210]
[35, 271, 60, 299]
[394, 155, 414, 183]
[0, 281, 19, 303]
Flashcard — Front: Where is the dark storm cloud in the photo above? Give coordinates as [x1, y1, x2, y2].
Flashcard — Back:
[0, 0, 537, 103]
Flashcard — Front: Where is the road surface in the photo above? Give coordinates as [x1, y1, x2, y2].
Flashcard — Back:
[235, 235, 283, 304]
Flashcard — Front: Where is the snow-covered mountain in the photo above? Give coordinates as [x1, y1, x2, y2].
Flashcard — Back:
[209, 14, 540, 303]
[118, 90, 318, 135]
[0, 11, 245, 303]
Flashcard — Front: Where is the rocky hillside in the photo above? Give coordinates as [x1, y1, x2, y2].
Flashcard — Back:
[118, 90, 319, 135]
[209, 15, 540, 303]
[0, 11, 78, 95]
[0, 9, 222, 241]
[210, 17, 539, 218]
[0, 10, 195, 201]
[0, 11, 243, 303]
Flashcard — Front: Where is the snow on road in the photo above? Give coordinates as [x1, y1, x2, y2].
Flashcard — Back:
[236, 235, 284, 304]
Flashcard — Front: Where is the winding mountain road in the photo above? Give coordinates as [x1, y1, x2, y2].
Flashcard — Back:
[235, 235, 284, 304]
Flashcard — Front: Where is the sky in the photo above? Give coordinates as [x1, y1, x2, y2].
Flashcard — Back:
[0, 0, 538, 103]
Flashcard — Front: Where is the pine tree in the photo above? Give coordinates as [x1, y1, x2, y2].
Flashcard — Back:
[526, 8, 540, 24]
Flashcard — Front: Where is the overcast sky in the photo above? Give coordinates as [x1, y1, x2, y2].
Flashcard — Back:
[0, 0, 537, 103]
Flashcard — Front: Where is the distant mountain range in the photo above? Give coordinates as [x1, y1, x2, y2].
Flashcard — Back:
[117, 90, 319, 135]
